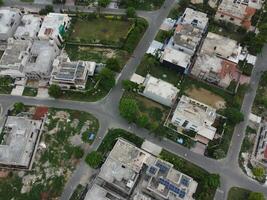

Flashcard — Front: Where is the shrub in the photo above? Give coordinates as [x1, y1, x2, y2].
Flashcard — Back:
[85, 151, 103, 168]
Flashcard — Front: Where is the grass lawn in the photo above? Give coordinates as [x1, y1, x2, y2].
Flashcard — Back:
[0, 108, 99, 200]
[228, 187, 251, 200]
[0, 76, 14, 94]
[155, 30, 173, 43]
[70, 18, 133, 44]
[136, 55, 183, 86]
[22, 87, 37, 97]
[119, 0, 164, 10]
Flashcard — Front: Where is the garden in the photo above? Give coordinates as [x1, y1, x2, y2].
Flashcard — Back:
[0, 107, 99, 200]
[0, 76, 14, 94]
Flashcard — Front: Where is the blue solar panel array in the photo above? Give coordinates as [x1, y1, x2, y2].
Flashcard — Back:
[159, 178, 186, 198]
[149, 166, 157, 175]
[155, 162, 169, 173]
[181, 177, 189, 187]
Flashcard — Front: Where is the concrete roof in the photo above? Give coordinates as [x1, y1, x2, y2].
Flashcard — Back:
[84, 184, 123, 200]
[38, 13, 70, 39]
[143, 74, 179, 102]
[201, 32, 241, 63]
[0, 39, 31, 70]
[173, 24, 203, 51]
[161, 47, 191, 68]
[172, 95, 217, 140]
[14, 14, 42, 39]
[146, 40, 163, 56]
[0, 116, 43, 168]
[180, 8, 208, 30]
[130, 73, 145, 84]
[0, 8, 21, 35]
[23, 40, 60, 75]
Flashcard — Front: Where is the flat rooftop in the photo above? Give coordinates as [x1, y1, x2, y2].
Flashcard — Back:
[0, 39, 31, 68]
[201, 32, 241, 62]
[143, 74, 179, 102]
[173, 24, 203, 51]
[14, 14, 42, 39]
[0, 8, 21, 34]
[84, 184, 124, 200]
[161, 47, 191, 68]
[180, 8, 208, 30]
[24, 40, 60, 75]
[0, 116, 43, 168]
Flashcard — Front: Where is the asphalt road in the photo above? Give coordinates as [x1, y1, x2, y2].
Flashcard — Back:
[1, 0, 267, 199]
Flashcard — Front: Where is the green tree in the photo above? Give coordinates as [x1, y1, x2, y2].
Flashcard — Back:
[85, 151, 103, 168]
[13, 102, 25, 114]
[213, 148, 226, 159]
[126, 7, 137, 18]
[98, 68, 116, 90]
[0, 0, 3, 5]
[248, 192, 265, 200]
[39, 5, 54, 15]
[73, 146, 84, 159]
[119, 98, 139, 122]
[98, 0, 111, 7]
[106, 58, 121, 72]
[48, 84, 62, 98]
[205, 174, 220, 189]
[252, 166, 265, 179]
[137, 114, 149, 127]
[223, 108, 244, 125]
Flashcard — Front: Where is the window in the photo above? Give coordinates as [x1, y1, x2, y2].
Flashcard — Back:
[230, 17, 234, 21]
[182, 120, 189, 128]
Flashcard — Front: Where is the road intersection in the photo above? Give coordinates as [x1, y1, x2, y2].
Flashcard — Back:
[1, 0, 267, 199]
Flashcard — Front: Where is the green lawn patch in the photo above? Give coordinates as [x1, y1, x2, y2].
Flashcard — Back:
[155, 30, 173, 43]
[228, 187, 251, 200]
[70, 17, 133, 45]
[119, 0, 164, 10]
[160, 150, 220, 200]
[23, 87, 37, 97]
[136, 54, 183, 86]
[0, 76, 14, 94]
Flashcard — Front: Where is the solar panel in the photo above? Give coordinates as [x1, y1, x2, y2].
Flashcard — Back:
[181, 177, 189, 186]
[179, 191, 186, 198]
[149, 166, 157, 175]
[156, 162, 169, 172]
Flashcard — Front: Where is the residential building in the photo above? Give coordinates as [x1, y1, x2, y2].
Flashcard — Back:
[179, 8, 209, 31]
[0, 114, 46, 170]
[171, 24, 203, 55]
[50, 53, 96, 89]
[171, 95, 217, 144]
[160, 47, 191, 74]
[24, 40, 60, 79]
[14, 14, 42, 40]
[146, 159, 198, 200]
[0, 39, 60, 79]
[0, 7, 22, 41]
[200, 32, 242, 63]
[38, 13, 71, 45]
[85, 139, 198, 200]
[191, 53, 240, 88]
[215, 0, 257, 29]
[98, 139, 152, 196]
[0, 38, 31, 78]
[142, 74, 179, 107]
[252, 125, 267, 168]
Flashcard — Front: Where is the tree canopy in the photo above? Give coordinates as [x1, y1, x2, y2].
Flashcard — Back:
[126, 7, 137, 18]
[85, 151, 103, 168]
[48, 84, 62, 98]
[119, 98, 139, 122]
[98, 68, 116, 90]
[248, 192, 265, 200]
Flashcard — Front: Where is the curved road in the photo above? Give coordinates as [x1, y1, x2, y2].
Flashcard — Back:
[1, 0, 267, 199]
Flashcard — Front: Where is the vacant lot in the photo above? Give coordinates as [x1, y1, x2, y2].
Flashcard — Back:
[0, 108, 99, 200]
[186, 87, 226, 109]
[71, 18, 132, 43]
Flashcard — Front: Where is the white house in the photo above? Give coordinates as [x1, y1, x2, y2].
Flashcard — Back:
[171, 95, 217, 144]
[0, 7, 22, 41]
[38, 13, 71, 45]
[142, 74, 179, 107]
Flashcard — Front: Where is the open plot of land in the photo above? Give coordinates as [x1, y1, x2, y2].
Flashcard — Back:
[65, 45, 129, 65]
[0, 108, 99, 200]
[186, 87, 226, 109]
[70, 18, 133, 43]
